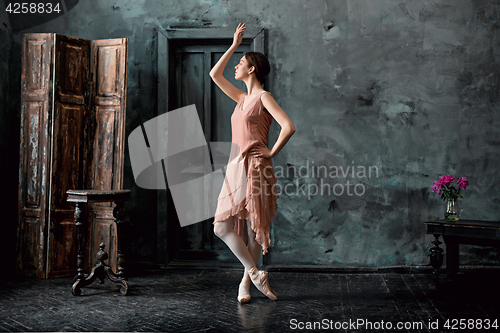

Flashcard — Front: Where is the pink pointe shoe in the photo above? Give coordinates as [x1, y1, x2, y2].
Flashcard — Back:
[248, 267, 278, 301]
[237, 282, 251, 304]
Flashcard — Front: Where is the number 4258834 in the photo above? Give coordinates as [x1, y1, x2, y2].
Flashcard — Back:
[5, 2, 61, 14]
[444, 318, 498, 330]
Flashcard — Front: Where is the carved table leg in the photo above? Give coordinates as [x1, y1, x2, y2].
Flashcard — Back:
[114, 200, 127, 280]
[94, 243, 129, 295]
[73, 241, 129, 295]
[72, 243, 108, 294]
[430, 234, 444, 284]
[72, 202, 85, 296]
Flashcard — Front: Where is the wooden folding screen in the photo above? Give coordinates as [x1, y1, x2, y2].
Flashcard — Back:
[17, 33, 128, 278]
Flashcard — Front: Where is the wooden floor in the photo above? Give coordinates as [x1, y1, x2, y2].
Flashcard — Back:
[0, 267, 499, 332]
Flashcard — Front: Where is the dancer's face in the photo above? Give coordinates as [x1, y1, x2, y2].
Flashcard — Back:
[235, 56, 254, 81]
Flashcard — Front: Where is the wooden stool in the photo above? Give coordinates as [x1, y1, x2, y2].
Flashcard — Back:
[66, 190, 131, 296]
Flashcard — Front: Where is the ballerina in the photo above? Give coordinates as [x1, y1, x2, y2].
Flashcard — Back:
[209, 23, 296, 303]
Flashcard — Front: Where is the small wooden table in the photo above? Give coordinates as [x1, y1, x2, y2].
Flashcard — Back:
[425, 220, 500, 278]
[66, 189, 131, 296]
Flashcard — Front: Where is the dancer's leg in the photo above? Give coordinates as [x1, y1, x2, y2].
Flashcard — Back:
[213, 217, 257, 271]
[238, 223, 262, 302]
[214, 217, 277, 301]
[241, 224, 262, 285]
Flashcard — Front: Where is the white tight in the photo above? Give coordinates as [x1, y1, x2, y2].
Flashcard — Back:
[214, 217, 261, 282]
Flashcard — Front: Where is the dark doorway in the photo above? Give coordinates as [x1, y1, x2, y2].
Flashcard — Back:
[156, 28, 266, 266]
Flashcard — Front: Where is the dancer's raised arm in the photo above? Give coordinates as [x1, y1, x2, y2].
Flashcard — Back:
[209, 23, 247, 102]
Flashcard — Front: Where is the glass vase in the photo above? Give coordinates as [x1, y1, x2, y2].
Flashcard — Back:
[444, 198, 459, 222]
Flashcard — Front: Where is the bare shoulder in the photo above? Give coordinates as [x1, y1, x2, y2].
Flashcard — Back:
[260, 91, 275, 105]
[259, 92, 294, 130]
[260, 91, 279, 110]
[261, 91, 273, 99]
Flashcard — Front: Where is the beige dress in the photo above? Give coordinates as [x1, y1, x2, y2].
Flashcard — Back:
[213, 91, 278, 255]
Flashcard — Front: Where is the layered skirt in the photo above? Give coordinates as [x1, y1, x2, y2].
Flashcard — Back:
[213, 152, 278, 255]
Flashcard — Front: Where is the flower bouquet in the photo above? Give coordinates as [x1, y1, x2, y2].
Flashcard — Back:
[432, 175, 468, 221]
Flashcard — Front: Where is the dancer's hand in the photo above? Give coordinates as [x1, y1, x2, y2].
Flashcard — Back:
[249, 145, 273, 159]
[232, 23, 246, 47]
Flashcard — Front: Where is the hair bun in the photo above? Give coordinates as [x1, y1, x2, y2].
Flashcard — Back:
[244, 52, 270, 85]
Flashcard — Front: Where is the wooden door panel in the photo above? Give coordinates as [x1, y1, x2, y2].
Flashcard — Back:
[90, 39, 127, 191]
[17, 33, 53, 278]
[92, 107, 117, 192]
[51, 103, 87, 208]
[96, 46, 122, 98]
[89, 38, 128, 270]
[49, 218, 77, 277]
[19, 217, 43, 272]
[171, 48, 208, 251]
[47, 34, 90, 278]
[175, 51, 206, 124]
[47, 103, 86, 278]
[24, 101, 44, 206]
[58, 41, 87, 101]
[25, 38, 49, 93]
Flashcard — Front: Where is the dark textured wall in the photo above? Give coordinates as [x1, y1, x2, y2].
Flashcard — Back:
[1, 0, 499, 272]
[0, 4, 21, 279]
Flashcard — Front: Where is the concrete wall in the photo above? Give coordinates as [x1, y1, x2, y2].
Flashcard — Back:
[1, 0, 499, 271]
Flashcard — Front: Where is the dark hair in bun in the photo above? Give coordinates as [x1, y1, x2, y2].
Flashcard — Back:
[244, 52, 270, 85]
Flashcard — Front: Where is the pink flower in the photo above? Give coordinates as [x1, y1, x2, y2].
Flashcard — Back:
[439, 174, 455, 186]
[457, 177, 469, 190]
[432, 174, 469, 201]
[432, 181, 443, 195]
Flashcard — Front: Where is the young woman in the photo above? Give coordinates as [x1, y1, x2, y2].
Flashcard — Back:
[210, 23, 295, 304]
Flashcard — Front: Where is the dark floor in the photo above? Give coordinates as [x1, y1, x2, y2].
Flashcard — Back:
[0, 265, 499, 333]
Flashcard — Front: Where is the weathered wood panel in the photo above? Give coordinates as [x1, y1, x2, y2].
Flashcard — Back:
[93, 107, 117, 191]
[89, 38, 128, 271]
[25, 101, 43, 206]
[17, 33, 53, 278]
[47, 34, 90, 278]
